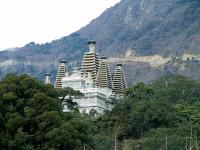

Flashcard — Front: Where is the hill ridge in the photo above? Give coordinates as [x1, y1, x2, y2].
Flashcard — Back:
[0, 0, 200, 85]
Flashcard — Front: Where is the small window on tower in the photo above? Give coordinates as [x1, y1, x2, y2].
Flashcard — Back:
[81, 81, 86, 88]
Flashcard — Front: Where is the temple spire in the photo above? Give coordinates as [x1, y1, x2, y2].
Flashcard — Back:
[112, 63, 127, 95]
[88, 40, 96, 53]
[54, 60, 67, 89]
[45, 73, 51, 84]
[96, 57, 112, 89]
[81, 40, 99, 83]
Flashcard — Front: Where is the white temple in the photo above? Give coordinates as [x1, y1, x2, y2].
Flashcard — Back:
[62, 68, 112, 114]
[52, 40, 127, 115]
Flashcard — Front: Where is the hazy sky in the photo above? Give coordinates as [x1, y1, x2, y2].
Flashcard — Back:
[0, 0, 120, 50]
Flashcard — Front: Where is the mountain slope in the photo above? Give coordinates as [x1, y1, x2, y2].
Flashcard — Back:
[0, 0, 200, 85]
[79, 0, 200, 56]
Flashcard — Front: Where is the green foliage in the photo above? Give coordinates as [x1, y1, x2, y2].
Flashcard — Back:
[0, 74, 92, 150]
[58, 87, 83, 110]
[1, 74, 200, 149]
[125, 82, 157, 101]
[94, 74, 200, 149]
[151, 74, 200, 104]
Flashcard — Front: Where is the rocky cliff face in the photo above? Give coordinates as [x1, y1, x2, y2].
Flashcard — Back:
[0, 0, 200, 85]
[79, 0, 200, 56]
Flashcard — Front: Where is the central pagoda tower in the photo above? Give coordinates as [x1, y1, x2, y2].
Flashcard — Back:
[81, 40, 100, 84]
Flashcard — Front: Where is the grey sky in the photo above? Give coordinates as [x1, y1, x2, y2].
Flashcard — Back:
[0, 0, 120, 50]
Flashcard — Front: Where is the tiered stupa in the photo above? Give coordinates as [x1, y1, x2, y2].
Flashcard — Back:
[54, 60, 67, 89]
[81, 40, 99, 84]
[112, 63, 127, 95]
[96, 57, 112, 89]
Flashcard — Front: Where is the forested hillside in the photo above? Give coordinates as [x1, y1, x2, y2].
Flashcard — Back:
[1, 74, 200, 149]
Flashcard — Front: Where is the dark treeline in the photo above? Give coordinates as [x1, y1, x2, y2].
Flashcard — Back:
[1, 74, 200, 149]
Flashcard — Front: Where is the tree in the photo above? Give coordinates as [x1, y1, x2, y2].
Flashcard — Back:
[58, 87, 83, 110]
[125, 82, 158, 101]
[151, 74, 200, 104]
[0, 74, 92, 150]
